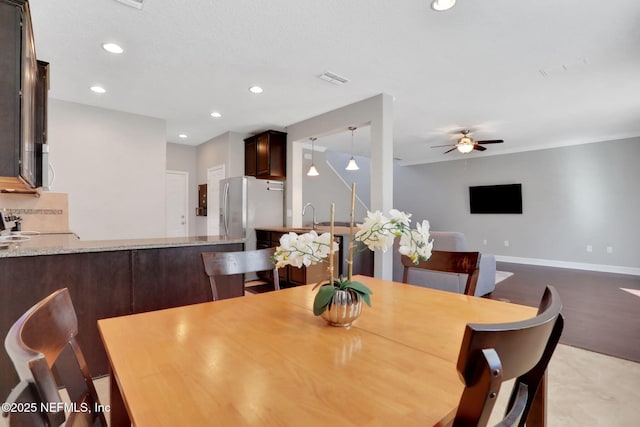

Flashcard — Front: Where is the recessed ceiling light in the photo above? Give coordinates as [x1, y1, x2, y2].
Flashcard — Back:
[249, 86, 263, 94]
[90, 86, 106, 93]
[178, 134, 188, 139]
[210, 112, 222, 118]
[102, 43, 124, 54]
[431, 0, 456, 11]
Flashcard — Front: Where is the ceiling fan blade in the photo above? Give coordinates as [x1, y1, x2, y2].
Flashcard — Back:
[476, 140, 504, 144]
[474, 145, 487, 151]
[444, 147, 458, 154]
[431, 144, 455, 148]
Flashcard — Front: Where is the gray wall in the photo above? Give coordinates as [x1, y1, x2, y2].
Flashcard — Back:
[48, 99, 167, 240]
[195, 131, 246, 235]
[394, 137, 640, 269]
[325, 151, 371, 210]
[302, 149, 369, 226]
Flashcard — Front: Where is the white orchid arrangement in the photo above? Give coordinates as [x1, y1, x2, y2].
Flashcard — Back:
[355, 209, 433, 264]
[273, 204, 433, 316]
[273, 230, 339, 269]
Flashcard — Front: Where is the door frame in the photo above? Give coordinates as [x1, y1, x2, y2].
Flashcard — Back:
[165, 170, 189, 237]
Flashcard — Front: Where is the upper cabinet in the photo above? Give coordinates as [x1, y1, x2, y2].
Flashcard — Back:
[244, 130, 286, 180]
[0, 0, 46, 192]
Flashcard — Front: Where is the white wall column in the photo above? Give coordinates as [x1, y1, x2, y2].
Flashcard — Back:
[286, 93, 395, 279]
[369, 94, 394, 279]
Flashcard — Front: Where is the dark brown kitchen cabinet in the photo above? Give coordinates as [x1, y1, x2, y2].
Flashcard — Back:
[244, 130, 286, 180]
[0, 0, 46, 191]
[34, 60, 49, 187]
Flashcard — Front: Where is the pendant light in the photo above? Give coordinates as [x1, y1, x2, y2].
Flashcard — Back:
[345, 127, 360, 171]
[431, 0, 456, 12]
[307, 137, 319, 176]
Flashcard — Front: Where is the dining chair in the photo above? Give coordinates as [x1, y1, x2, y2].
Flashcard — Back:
[2, 380, 48, 427]
[201, 247, 280, 301]
[450, 285, 564, 427]
[4, 288, 108, 427]
[401, 250, 480, 296]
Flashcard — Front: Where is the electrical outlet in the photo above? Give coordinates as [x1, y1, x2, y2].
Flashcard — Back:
[504, 240, 509, 247]
[606, 246, 613, 254]
[482, 239, 487, 245]
[586, 245, 593, 253]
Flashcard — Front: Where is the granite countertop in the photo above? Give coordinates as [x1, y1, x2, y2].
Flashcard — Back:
[255, 226, 357, 236]
[0, 234, 244, 258]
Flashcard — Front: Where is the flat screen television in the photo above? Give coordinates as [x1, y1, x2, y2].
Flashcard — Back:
[469, 184, 522, 214]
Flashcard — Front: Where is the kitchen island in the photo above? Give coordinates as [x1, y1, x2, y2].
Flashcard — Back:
[0, 234, 244, 400]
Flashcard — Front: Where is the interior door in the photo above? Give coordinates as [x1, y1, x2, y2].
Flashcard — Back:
[165, 170, 188, 237]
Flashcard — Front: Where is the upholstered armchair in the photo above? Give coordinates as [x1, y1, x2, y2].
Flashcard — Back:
[393, 231, 496, 297]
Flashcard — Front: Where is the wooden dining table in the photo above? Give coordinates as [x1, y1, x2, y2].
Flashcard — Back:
[98, 275, 538, 427]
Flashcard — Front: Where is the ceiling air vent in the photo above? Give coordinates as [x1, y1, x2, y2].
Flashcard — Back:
[115, 0, 144, 10]
[319, 71, 349, 86]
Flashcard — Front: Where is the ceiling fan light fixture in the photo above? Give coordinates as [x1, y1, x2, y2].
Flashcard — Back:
[431, 0, 456, 12]
[457, 143, 474, 154]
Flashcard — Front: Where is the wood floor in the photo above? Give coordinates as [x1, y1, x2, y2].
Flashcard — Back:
[488, 262, 640, 363]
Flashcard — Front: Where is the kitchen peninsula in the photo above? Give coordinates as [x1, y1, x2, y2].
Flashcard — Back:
[0, 234, 243, 400]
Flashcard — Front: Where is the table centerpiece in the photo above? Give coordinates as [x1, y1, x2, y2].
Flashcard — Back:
[273, 183, 433, 326]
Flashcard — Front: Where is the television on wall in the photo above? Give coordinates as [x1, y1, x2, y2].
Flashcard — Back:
[469, 184, 522, 214]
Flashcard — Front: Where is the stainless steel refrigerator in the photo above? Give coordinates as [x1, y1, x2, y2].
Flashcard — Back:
[219, 176, 284, 251]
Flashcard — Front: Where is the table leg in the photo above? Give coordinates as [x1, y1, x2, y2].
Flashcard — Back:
[109, 369, 131, 427]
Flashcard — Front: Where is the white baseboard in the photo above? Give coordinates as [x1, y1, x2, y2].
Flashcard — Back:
[495, 256, 640, 276]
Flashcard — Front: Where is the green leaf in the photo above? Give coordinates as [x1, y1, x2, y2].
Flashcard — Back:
[313, 285, 335, 316]
[343, 281, 373, 295]
[361, 292, 372, 307]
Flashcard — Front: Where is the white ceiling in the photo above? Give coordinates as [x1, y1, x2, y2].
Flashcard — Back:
[29, 0, 640, 165]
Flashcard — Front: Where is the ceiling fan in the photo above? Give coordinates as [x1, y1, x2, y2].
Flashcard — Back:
[432, 130, 504, 154]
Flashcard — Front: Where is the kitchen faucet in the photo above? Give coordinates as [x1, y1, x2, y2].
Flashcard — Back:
[302, 203, 318, 230]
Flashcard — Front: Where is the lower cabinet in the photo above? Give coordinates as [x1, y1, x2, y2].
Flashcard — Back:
[0, 242, 242, 400]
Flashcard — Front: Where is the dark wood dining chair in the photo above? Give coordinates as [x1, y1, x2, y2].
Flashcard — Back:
[202, 247, 280, 301]
[401, 250, 480, 296]
[2, 381, 48, 427]
[4, 288, 108, 427]
[450, 285, 564, 427]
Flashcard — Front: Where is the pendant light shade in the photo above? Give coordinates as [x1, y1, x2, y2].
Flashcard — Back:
[345, 127, 360, 171]
[431, 0, 456, 12]
[346, 158, 359, 171]
[307, 137, 319, 176]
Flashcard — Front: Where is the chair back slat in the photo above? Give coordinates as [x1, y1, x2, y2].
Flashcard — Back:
[202, 247, 280, 300]
[401, 250, 480, 295]
[452, 285, 564, 427]
[4, 288, 108, 427]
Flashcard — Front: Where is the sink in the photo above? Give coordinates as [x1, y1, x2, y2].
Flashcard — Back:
[285, 228, 315, 234]
[0, 235, 31, 242]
